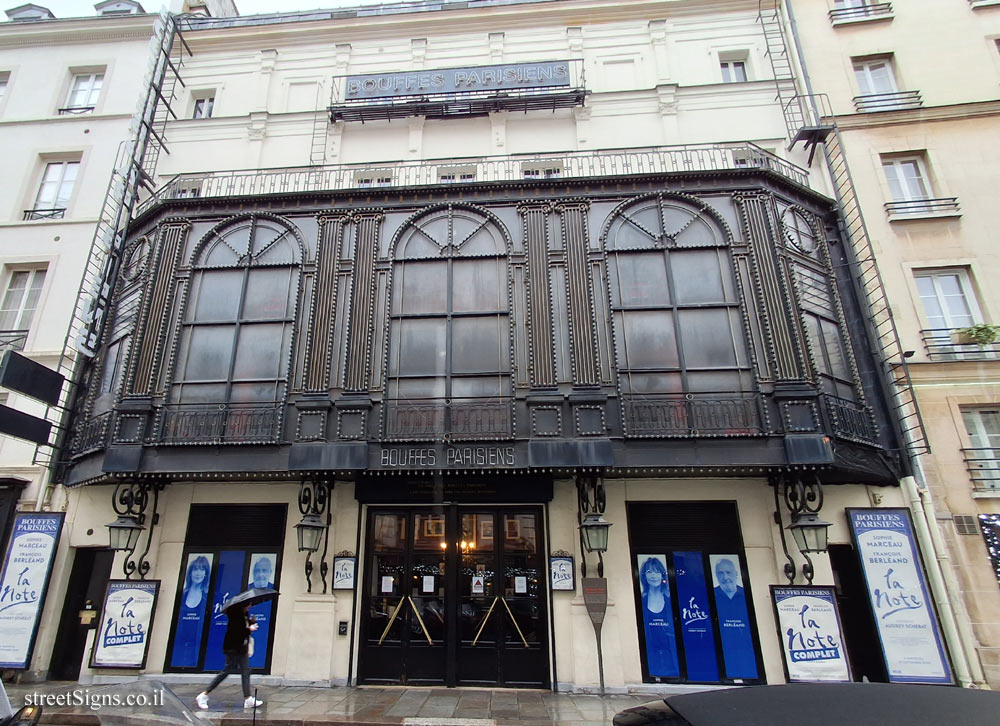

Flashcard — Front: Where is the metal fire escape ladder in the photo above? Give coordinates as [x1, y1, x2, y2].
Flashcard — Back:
[757, 1, 929, 459]
[309, 82, 329, 166]
[34, 11, 191, 474]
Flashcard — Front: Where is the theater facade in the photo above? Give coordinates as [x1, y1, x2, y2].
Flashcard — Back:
[28, 0, 962, 690]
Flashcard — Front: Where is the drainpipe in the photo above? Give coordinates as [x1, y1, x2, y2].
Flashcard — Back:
[904, 469, 989, 688]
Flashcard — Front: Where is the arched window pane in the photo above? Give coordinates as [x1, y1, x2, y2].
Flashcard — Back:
[395, 261, 448, 314]
[184, 326, 235, 380]
[616, 311, 678, 369]
[453, 259, 503, 313]
[233, 324, 287, 379]
[244, 268, 295, 320]
[678, 309, 739, 368]
[671, 250, 730, 304]
[189, 270, 243, 322]
[609, 253, 670, 307]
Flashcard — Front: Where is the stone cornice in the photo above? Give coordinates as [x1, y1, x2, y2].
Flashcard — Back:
[830, 99, 1000, 131]
[0, 14, 156, 48]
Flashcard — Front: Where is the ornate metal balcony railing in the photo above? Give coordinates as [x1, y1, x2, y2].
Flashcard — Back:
[853, 90, 921, 113]
[70, 411, 113, 456]
[135, 143, 810, 217]
[0, 329, 29, 352]
[962, 448, 1000, 491]
[23, 208, 66, 220]
[621, 393, 763, 438]
[58, 106, 96, 115]
[884, 197, 960, 217]
[821, 394, 878, 445]
[829, 3, 893, 23]
[383, 397, 513, 441]
[159, 403, 282, 444]
[921, 328, 1000, 361]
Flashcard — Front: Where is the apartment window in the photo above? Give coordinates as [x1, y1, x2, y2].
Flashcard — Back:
[853, 58, 897, 96]
[439, 171, 477, 183]
[720, 59, 748, 83]
[962, 408, 1000, 490]
[0, 268, 46, 350]
[192, 94, 215, 119]
[882, 155, 929, 200]
[62, 72, 103, 114]
[357, 176, 392, 188]
[0, 72, 8, 104]
[915, 269, 979, 331]
[27, 160, 79, 219]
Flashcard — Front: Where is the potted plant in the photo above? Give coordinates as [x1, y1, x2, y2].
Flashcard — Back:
[955, 323, 999, 346]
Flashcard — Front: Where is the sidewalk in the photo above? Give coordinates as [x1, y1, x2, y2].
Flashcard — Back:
[4, 681, 655, 726]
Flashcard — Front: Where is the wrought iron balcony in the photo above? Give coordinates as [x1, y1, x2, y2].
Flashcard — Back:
[136, 143, 809, 217]
[58, 106, 96, 115]
[821, 394, 878, 445]
[620, 393, 763, 438]
[23, 207, 66, 220]
[0, 329, 28, 352]
[884, 197, 960, 218]
[384, 397, 513, 441]
[829, 2, 893, 23]
[921, 328, 999, 361]
[962, 448, 1000, 492]
[853, 90, 921, 113]
[159, 402, 282, 444]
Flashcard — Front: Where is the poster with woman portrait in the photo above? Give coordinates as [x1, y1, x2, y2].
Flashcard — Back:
[169, 553, 213, 668]
[636, 554, 680, 678]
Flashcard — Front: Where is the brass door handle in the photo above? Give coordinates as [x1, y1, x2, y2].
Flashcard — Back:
[406, 596, 434, 646]
[377, 598, 406, 645]
[499, 597, 530, 648]
[471, 596, 500, 646]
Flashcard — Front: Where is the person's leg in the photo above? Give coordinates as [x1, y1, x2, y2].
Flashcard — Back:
[205, 653, 237, 694]
[238, 653, 251, 698]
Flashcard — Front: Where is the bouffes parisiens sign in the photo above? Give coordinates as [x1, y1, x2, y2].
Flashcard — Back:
[344, 60, 571, 100]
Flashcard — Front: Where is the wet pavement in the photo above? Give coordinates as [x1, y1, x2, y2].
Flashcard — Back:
[4, 680, 657, 726]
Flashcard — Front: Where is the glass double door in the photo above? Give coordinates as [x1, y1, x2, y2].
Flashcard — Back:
[359, 506, 549, 688]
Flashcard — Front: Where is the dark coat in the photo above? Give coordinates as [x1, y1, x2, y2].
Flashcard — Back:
[222, 609, 253, 654]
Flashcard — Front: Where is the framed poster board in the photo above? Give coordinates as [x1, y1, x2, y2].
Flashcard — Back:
[0, 512, 64, 669]
[771, 586, 851, 682]
[847, 508, 952, 684]
[91, 579, 160, 669]
[550, 555, 574, 591]
[333, 557, 356, 590]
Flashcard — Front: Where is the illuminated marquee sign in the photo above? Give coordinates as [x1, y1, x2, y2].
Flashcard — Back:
[344, 60, 571, 100]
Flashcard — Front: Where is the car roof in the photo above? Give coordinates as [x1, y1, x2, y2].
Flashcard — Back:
[662, 683, 1000, 726]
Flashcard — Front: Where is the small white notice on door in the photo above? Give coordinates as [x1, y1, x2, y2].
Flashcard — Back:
[422, 575, 435, 593]
[381, 575, 394, 593]
[514, 576, 527, 594]
[472, 574, 485, 594]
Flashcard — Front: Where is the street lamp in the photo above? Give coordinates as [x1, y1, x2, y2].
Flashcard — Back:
[107, 514, 144, 552]
[295, 512, 328, 553]
[788, 511, 832, 554]
[579, 512, 613, 554]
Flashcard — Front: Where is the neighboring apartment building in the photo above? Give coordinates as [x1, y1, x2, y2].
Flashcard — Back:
[785, 0, 1000, 688]
[0, 0, 236, 681]
[4, 0, 973, 693]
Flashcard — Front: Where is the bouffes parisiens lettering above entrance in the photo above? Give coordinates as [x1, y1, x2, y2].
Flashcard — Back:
[344, 61, 571, 100]
[379, 445, 517, 469]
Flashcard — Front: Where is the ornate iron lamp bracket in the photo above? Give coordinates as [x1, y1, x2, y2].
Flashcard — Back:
[577, 474, 607, 578]
[111, 479, 165, 580]
[298, 478, 333, 593]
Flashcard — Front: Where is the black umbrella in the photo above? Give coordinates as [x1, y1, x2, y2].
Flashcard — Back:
[221, 587, 278, 613]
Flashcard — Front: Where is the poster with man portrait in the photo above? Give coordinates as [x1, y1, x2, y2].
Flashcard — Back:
[709, 554, 758, 679]
[246, 552, 277, 669]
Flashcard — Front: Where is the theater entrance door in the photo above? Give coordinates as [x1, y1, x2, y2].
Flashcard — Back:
[358, 506, 550, 687]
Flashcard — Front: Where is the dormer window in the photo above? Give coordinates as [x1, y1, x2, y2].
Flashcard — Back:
[94, 1, 145, 14]
[4, 4, 56, 22]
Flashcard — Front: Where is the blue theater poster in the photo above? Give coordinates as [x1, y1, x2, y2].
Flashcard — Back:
[772, 586, 850, 682]
[848, 508, 952, 684]
[92, 580, 160, 668]
[709, 554, 758, 679]
[0, 512, 64, 669]
[673, 551, 719, 682]
[169, 552, 214, 668]
[204, 550, 247, 671]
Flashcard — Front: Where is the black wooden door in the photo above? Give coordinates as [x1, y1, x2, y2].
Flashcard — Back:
[48, 548, 114, 680]
[358, 506, 549, 688]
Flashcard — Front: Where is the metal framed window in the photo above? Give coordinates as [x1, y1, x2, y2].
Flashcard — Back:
[0, 267, 47, 350]
[63, 72, 103, 113]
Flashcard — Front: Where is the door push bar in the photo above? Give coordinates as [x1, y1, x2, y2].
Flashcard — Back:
[471, 596, 530, 648]
[377, 596, 435, 646]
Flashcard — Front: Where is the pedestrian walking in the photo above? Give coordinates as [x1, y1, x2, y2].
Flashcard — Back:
[196, 604, 262, 710]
